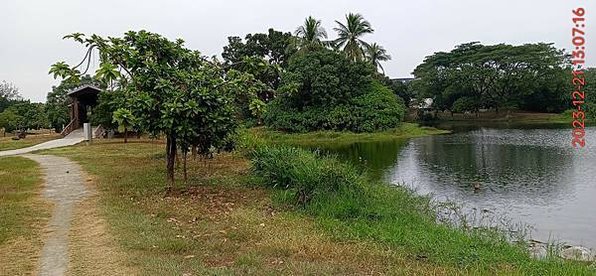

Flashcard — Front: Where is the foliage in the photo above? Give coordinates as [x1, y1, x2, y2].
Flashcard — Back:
[251, 146, 364, 206]
[0, 101, 49, 131]
[364, 43, 391, 74]
[265, 79, 405, 133]
[0, 110, 22, 133]
[294, 16, 328, 51]
[222, 28, 296, 69]
[581, 68, 595, 119]
[90, 89, 126, 130]
[379, 76, 413, 106]
[221, 29, 294, 122]
[278, 49, 373, 107]
[51, 30, 239, 185]
[333, 13, 374, 61]
[264, 49, 404, 132]
[112, 108, 136, 143]
[0, 81, 22, 113]
[412, 42, 571, 114]
[451, 96, 479, 113]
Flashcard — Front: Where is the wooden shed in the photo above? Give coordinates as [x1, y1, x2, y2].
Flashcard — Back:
[61, 85, 101, 136]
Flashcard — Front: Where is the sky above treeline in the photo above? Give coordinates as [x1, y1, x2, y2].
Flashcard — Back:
[1, 0, 594, 102]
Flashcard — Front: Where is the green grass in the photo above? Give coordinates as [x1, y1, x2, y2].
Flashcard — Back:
[0, 156, 49, 274]
[39, 137, 594, 275]
[43, 140, 464, 275]
[0, 133, 61, 151]
[250, 146, 595, 275]
[243, 122, 449, 147]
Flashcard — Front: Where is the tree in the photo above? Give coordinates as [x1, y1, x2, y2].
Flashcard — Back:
[295, 16, 328, 51]
[365, 43, 391, 74]
[222, 28, 296, 68]
[279, 49, 373, 107]
[333, 13, 374, 61]
[221, 29, 294, 112]
[112, 108, 135, 143]
[51, 31, 238, 187]
[413, 42, 570, 114]
[265, 48, 405, 132]
[0, 110, 21, 135]
[0, 81, 22, 113]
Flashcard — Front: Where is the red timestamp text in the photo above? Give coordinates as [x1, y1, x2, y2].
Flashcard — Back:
[571, 7, 587, 148]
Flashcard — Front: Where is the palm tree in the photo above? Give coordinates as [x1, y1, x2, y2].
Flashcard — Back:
[333, 13, 374, 61]
[295, 16, 327, 50]
[365, 43, 392, 74]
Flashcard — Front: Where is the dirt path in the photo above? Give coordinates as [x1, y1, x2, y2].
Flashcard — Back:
[24, 154, 88, 276]
[23, 154, 132, 276]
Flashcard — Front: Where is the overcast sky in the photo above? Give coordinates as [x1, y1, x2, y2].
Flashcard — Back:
[1, 0, 594, 102]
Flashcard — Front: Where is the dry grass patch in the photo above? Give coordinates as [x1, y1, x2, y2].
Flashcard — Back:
[0, 157, 51, 275]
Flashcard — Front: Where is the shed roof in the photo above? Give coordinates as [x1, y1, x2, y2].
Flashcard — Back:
[67, 85, 101, 97]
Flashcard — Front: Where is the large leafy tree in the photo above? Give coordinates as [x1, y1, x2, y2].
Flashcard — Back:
[294, 16, 328, 51]
[365, 43, 391, 74]
[222, 28, 294, 118]
[413, 42, 570, 114]
[51, 31, 238, 187]
[222, 28, 296, 68]
[333, 13, 374, 61]
[1, 101, 49, 131]
[264, 48, 405, 133]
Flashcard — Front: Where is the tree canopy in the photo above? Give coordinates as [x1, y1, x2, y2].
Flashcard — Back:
[51, 30, 240, 186]
[412, 42, 571, 113]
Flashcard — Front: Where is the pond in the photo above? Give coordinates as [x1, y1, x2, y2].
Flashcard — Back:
[320, 123, 596, 248]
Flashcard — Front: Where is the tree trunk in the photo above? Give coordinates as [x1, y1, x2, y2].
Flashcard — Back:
[191, 144, 197, 160]
[166, 135, 176, 189]
[124, 128, 128, 143]
[183, 150, 188, 183]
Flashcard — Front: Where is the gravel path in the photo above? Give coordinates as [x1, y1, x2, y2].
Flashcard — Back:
[23, 154, 88, 276]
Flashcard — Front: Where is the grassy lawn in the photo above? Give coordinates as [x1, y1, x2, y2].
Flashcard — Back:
[245, 122, 449, 147]
[0, 156, 50, 275]
[0, 133, 61, 151]
[40, 135, 594, 275]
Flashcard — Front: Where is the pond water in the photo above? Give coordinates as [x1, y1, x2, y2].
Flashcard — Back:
[320, 123, 596, 248]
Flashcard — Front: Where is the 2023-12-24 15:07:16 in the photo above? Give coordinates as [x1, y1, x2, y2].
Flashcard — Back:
[571, 7, 587, 148]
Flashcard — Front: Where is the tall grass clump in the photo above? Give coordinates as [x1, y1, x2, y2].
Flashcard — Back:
[250, 146, 594, 274]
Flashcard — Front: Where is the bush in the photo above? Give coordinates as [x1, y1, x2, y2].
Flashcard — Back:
[265, 80, 405, 132]
[251, 146, 365, 209]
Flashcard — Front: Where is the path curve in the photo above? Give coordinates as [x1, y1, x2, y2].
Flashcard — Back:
[0, 129, 85, 157]
[23, 154, 88, 276]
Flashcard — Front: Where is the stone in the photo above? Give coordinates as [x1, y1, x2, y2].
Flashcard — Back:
[560, 246, 594, 262]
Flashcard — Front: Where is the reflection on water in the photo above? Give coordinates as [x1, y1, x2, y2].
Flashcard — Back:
[319, 125, 596, 248]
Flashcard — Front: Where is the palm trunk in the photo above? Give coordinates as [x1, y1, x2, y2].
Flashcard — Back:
[124, 128, 128, 143]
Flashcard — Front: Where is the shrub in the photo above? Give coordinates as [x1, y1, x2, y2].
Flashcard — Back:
[251, 146, 365, 210]
[264, 80, 405, 132]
